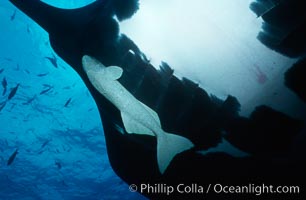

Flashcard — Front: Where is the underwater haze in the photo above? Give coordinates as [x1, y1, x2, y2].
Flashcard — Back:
[120, 0, 306, 118]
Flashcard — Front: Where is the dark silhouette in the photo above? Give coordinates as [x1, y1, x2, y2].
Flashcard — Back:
[7, 149, 18, 166]
[250, 0, 306, 58]
[285, 57, 306, 102]
[10, 0, 305, 199]
[7, 83, 20, 100]
[2, 77, 7, 96]
[250, 0, 306, 104]
[224, 105, 303, 156]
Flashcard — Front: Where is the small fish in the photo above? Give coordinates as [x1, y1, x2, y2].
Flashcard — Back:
[61, 180, 68, 187]
[14, 64, 20, 71]
[2, 77, 7, 96]
[4, 58, 12, 62]
[45, 54, 58, 68]
[64, 98, 72, 107]
[0, 101, 6, 112]
[39, 86, 53, 95]
[42, 84, 53, 88]
[26, 24, 31, 34]
[10, 10, 17, 21]
[7, 149, 18, 166]
[8, 84, 20, 100]
[41, 139, 51, 149]
[0, 69, 4, 74]
[22, 95, 36, 105]
[62, 86, 71, 90]
[55, 161, 62, 169]
[37, 149, 45, 155]
[9, 103, 17, 111]
[37, 72, 49, 77]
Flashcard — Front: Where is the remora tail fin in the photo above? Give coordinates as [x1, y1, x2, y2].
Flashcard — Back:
[157, 133, 194, 174]
[9, 0, 108, 35]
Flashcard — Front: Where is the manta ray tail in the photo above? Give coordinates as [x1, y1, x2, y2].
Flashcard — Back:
[157, 133, 194, 174]
[9, 0, 108, 35]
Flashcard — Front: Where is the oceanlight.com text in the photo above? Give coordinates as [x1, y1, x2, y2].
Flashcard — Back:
[129, 183, 300, 196]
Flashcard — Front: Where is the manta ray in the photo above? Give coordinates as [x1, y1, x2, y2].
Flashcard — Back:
[9, 0, 305, 198]
[9, 0, 204, 183]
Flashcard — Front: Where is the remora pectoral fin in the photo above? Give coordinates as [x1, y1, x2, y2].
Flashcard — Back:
[82, 55, 123, 80]
[85, 66, 123, 94]
[121, 112, 155, 136]
[105, 66, 123, 80]
[87, 67, 123, 81]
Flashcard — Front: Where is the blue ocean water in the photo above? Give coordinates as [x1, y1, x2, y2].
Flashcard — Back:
[0, 1, 146, 199]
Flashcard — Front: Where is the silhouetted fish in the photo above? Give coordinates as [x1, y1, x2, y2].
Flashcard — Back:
[7, 83, 20, 100]
[41, 139, 51, 148]
[26, 24, 31, 33]
[39, 86, 53, 95]
[7, 149, 18, 166]
[64, 98, 72, 107]
[62, 86, 71, 90]
[42, 84, 52, 88]
[14, 64, 20, 71]
[4, 58, 12, 62]
[45, 54, 58, 68]
[55, 161, 62, 169]
[0, 101, 6, 112]
[22, 95, 36, 105]
[37, 72, 49, 77]
[2, 77, 7, 96]
[0, 69, 4, 74]
[10, 10, 17, 21]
